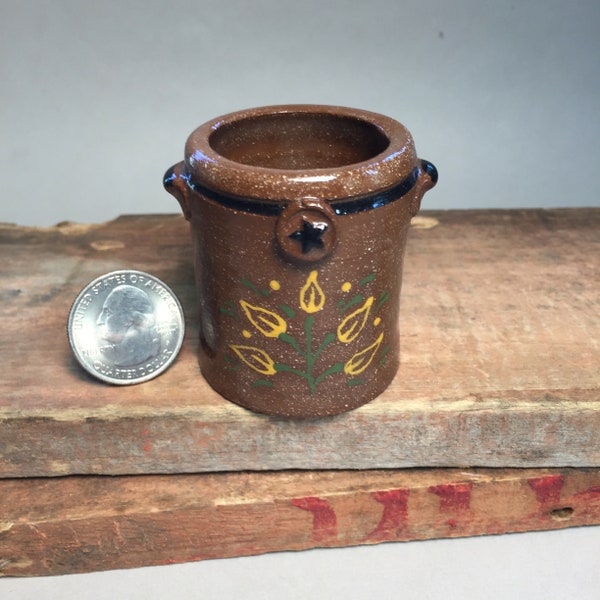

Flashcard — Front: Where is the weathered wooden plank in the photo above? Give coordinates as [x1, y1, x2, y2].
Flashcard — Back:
[1, 467, 598, 577]
[0, 210, 598, 476]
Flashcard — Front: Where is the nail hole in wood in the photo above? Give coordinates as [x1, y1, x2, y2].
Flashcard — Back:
[550, 507, 574, 520]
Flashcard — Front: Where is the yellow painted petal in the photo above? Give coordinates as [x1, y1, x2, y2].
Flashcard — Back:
[231, 345, 277, 375]
[344, 332, 384, 375]
[240, 300, 287, 338]
[300, 270, 325, 313]
[337, 296, 374, 343]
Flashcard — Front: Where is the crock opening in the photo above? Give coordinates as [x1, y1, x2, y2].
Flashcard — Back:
[208, 112, 390, 170]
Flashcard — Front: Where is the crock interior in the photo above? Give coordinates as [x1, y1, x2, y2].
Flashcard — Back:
[208, 112, 390, 170]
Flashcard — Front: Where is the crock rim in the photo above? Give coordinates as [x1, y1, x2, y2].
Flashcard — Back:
[184, 104, 418, 201]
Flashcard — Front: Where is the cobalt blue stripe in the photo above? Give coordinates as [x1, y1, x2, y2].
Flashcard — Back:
[165, 161, 435, 217]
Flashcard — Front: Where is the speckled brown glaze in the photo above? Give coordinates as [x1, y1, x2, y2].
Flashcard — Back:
[164, 105, 437, 418]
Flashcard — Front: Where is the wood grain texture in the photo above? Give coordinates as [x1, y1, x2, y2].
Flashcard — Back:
[1, 468, 598, 577]
[0, 210, 598, 476]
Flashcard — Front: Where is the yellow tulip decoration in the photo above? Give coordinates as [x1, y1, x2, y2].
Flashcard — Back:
[344, 332, 384, 375]
[226, 270, 388, 393]
[239, 300, 287, 338]
[337, 296, 373, 343]
[230, 345, 277, 376]
[299, 270, 325, 313]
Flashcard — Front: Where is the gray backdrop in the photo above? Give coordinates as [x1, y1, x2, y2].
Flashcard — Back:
[2, 0, 599, 227]
[2, 1, 599, 598]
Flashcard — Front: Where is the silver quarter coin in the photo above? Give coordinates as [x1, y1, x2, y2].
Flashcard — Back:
[68, 270, 185, 385]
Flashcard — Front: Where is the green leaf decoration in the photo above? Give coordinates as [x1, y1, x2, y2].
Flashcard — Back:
[338, 294, 364, 314]
[252, 379, 274, 388]
[242, 278, 270, 297]
[279, 304, 296, 318]
[376, 289, 391, 312]
[358, 273, 376, 286]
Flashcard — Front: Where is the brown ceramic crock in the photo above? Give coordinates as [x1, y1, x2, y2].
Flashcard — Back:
[164, 104, 437, 418]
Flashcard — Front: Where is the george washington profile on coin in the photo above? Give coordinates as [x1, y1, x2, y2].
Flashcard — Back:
[96, 284, 161, 367]
[68, 270, 185, 384]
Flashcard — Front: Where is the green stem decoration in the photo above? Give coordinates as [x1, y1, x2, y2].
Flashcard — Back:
[278, 332, 305, 357]
[275, 316, 342, 394]
[315, 362, 344, 386]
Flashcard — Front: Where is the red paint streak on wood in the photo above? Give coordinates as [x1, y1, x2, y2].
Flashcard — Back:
[291, 496, 337, 543]
[579, 486, 600, 496]
[527, 475, 564, 505]
[163, 553, 205, 566]
[574, 486, 600, 501]
[141, 429, 152, 453]
[365, 488, 410, 541]
[429, 483, 473, 512]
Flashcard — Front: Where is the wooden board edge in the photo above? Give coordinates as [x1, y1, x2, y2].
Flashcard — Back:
[2, 398, 599, 477]
[1, 467, 599, 577]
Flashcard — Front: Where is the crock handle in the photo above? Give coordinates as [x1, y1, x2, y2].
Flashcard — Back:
[409, 159, 438, 217]
[163, 161, 192, 221]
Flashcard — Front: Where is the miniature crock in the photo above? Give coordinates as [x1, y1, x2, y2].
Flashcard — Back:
[164, 104, 437, 418]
